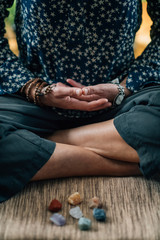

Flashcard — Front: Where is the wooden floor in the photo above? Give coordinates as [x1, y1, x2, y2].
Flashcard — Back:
[0, 175, 160, 240]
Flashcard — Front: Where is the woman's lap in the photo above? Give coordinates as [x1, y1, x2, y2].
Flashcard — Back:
[0, 85, 159, 202]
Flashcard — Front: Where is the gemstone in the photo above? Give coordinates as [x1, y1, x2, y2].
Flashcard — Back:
[69, 206, 83, 219]
[50, 213, 66, 226]
[48, 199, 62, 212]
[93, 208, 106, 222]
[68, 192, 82, 205]
[78, 217, 92, 231]
[88, 196, 103, 209]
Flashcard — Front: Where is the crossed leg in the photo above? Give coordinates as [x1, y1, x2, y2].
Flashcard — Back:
[32, 119, 141, 181]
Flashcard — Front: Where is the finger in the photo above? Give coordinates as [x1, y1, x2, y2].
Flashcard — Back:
[82, 85, 102, 95]
[74, 93, 101, 101]
[56, 82, 69, 88]
[68, 98, 111, 111]
[85, 99, 112, 111]
[66, 79, 85, 88]
[54, 86, 83, 97]
[89, 101, 112, 111]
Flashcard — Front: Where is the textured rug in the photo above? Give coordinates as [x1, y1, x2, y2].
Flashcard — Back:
[0, 175, 160, 240]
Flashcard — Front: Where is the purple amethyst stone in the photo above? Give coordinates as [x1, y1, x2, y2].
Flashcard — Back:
[50, 213, 66, 226]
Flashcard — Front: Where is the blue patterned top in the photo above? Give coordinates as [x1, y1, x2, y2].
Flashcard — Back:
[0, 0, 160, 116]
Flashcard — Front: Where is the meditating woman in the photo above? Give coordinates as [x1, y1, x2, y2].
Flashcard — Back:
[0, 0, 160, 203]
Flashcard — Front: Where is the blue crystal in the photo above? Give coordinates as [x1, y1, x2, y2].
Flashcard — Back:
[50, 213, 66, 226]
[78, 217, 92, 231]
[93, 208, 106, 222]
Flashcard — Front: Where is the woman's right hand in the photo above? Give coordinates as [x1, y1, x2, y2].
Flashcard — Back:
[40, 82, 112, 111]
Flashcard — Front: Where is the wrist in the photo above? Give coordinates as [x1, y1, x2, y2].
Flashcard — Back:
[113, 84, 125, 107]
[120, 82, 131, 97]
[35, 84, 57, 107]
[20, 78, 48, 105]
[119, 76, 132, 97]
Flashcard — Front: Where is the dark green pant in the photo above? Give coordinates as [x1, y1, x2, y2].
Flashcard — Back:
[0, 86, 160, 202]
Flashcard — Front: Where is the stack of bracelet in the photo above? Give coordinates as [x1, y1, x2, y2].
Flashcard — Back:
[20, 78, 54, 107]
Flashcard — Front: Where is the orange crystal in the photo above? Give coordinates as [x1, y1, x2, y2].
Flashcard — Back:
[68, 192, 82, 205]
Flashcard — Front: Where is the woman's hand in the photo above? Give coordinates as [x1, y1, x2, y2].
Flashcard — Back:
[82, 83, 119, 102]
[67, 78, 132, 102]
[40, 82, 112, 111]
[67, 79, 119, 102]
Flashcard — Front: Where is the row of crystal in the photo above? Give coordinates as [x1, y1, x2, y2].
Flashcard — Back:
[49, 192, 106, 230]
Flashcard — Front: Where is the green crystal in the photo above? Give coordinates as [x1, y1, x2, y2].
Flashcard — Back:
[78, 217, 92, 231]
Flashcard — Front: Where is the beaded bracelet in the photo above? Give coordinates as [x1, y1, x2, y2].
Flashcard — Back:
[34, 81, 48, 106]
[26, 78, 43, 102]
[20, 78, 43, 97]
[20, 78, 57, 107]
[20, 78, 35, 96]
[34, 83, 57, 107]
[33, 81, 43, 105]
[26, 80, 37, 102]
[40, 84, 57, 95]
